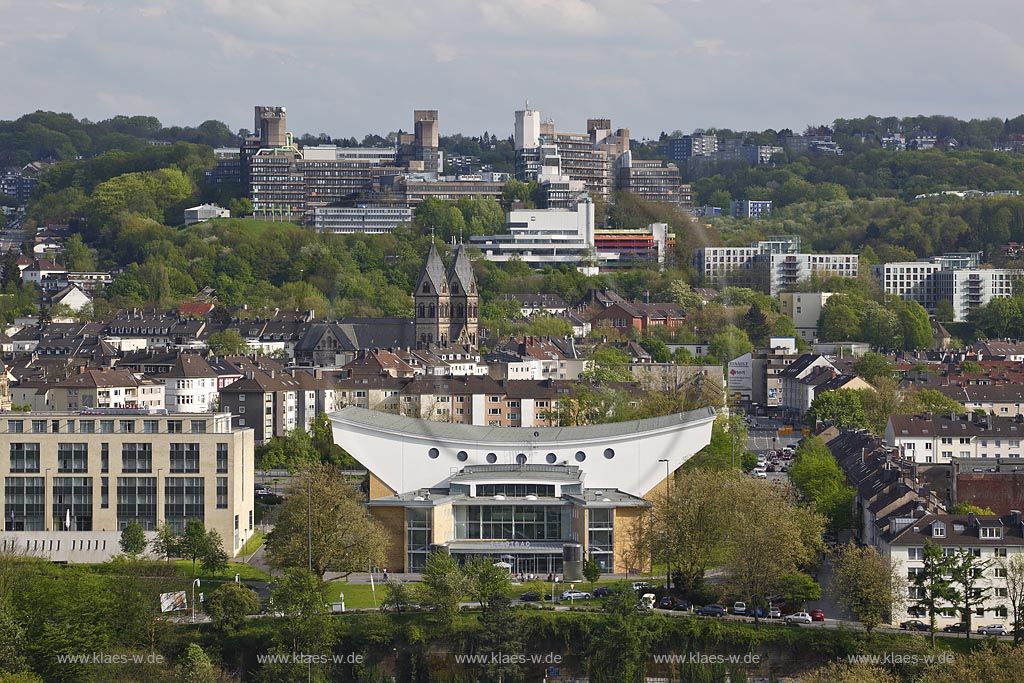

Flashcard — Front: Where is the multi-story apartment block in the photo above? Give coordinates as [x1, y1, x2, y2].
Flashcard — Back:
[594, 223, 673, 270]
[877, 253, 1021, 322]
[665, 134, 718, 164]
[768, 253, 858, 297]
[162, 355, 220, 414]
[0, 410, 254, 561]
[617, 153, 683, 204]
[695, 236, 857, 295]
[882, 512, 1024, 629]
[885, 413, 1024, 464]
[219, 369, 302, 445]
[730, 199, 773, 218]
[779, 292, 834, 343]
[48, 369, 162, 412]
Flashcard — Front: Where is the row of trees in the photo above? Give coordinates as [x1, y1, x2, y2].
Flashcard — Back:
[817, 293, 933, 350]
[806, 382, 966, 435]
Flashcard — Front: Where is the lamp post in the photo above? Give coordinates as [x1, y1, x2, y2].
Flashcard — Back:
[192, 578, 201, 624]
[658, 458, 670, 590]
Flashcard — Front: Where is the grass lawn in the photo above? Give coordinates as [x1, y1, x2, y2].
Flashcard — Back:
[172, 559, 272, 582]
[237, 531, 265, 558]
[325, 581, 384, 609]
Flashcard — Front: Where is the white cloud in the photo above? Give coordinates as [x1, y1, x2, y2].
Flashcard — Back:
[431, 42, 459, 64]
[477, 0, 606, 35]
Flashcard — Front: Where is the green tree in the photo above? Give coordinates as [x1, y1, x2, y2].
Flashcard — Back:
[119, 520, 147, 556]
[205, 582, 260, 633]
[475, 592, 524, 683]
[199, 529, 229, 576]
[806, 390, 868, 429]
[206, 329, 249, 356]
[266, 463, 388, 580]
[947, 547, 993, 639]
[948, 501, 995, 515]
[851, 352, 896, 383]
[959, 360, 984, 374]
[61, 233, 97, 272]
[742, 301, 772, 346]
[708, 325, 753, 363]
[463, 556, 512, 607]
[417, 549, 466, 630]
[255, 428, 319, 472]
[583, 346, 633, 382]
[830, 544, 905, 634]
[896, 299, 934, 350]
[788, 436, 856, 530]
[774, 572, 822, 610]
[914, 540, 956, 647]
[181, 519, 209, 576]
[151, 523, 181, 561]
[176, 643, 218, 683]
[906, 388, 967, 415]
[583, 558, 602, 589]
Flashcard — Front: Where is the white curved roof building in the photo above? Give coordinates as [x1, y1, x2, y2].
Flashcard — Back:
[330, 406, 715, 575]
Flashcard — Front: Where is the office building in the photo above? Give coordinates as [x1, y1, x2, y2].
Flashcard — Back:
[0, 410, 255, 561]
[183, 204, 230, 226]
[617, 153, 683, 204]
[470, 199, 598, 274]
[730, 200, 773, 218]
[594, 223, 673, 270]
[779, 292, 834, 343]
[311, 204, 413, 234]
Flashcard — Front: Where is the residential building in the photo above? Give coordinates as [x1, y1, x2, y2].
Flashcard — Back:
[769, 254, 857, 297]
[885, 413, 1024, 464]
[777, 354, 839, 414]
[695, 236, 857, 295]
[617, 153, 683, 204]
[0, 410, 254, 561]
[665, 134, 718, 164]
[779, 292, 833, 343]
[48, 369, 156, 411]
[163, 355, 220, 414]
[589, 301, 686, 334]
[219, 369, 301, 445]
[730, 200, 773, 218]
[594, 223, 673, 270]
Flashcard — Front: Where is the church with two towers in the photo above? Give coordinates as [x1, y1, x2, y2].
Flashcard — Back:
[414, 243, 479, 349]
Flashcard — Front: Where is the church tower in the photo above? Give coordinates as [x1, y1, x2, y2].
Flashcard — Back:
[447, 244, 479, 347]
[414, 243, 451, 347]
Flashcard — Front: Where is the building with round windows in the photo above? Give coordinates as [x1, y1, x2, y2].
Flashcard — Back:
[330, 405, 716, 574]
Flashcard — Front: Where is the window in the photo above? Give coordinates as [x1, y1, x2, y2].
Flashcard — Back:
[995, 547, 1008, 558]
[981, 527, 1002, 539]
[163, 477, 204, 531]
[238, 406, 246, 414]
[57, 444, 88, 473]
[4, 476, 45, 530]
[932, 523, 946, 538]
[190, 420, 206, 434]
[908, 547, 923, 561]
[143, 420, 159, 434]
[239, 394, 246, 402]
[167, 420, 183, 434]
[116, 477, 157, 530]
[31, 420, 46, 434]
[8, 420, 23, 434]
[996, 587, 1009, 598]
[79, 420, 94, 434]
[9, 444, 40, 473]
[248, 510, 253, 530]
[216, 444, 228, 473]
[169, 443, 200, 473]
[121, 444, 153, 473]
[119, 420, 135, 434]
[216, 477, 228, 509]
[101, 477, 108, 509]
[101, 444, 108, 473]
[100, 420, 114, 433]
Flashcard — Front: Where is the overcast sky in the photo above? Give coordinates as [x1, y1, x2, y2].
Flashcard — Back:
[3, 0, 1023, 140]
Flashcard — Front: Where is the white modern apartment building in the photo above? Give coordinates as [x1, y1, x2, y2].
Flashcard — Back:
[162, 355, 220, 414]
[470, 198, 598, 274]
[885, 413, 1024, 464]
[311, 204, 414, 234]
[875, 252, 1019, 322]
[768, 254, 857, 297]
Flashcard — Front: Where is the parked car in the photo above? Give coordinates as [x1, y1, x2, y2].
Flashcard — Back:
[638, 593, 656, 610]
[672, 600, 692, 612]
[900, 619, 929, 631]
[695, 604, 727, 617]
[631, 582, 655, 593]
[732, 601, 747, 615]
[810, 609, 825, 622]
[785, 612, 813, 624]
[560, 590, 591, 601]
[519, 591, 541, 602]
[592, 586, 613, 598]
[978, 624, 1008, 636]
[658, 596, 676, 609]
[768, 606, 781, 619]
[943, 622, 969, 633]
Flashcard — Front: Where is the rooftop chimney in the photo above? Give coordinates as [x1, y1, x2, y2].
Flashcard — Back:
[1011, 510, 1021, 526]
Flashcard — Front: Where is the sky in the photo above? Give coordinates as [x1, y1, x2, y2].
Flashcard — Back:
[2, 0, 1024, 140]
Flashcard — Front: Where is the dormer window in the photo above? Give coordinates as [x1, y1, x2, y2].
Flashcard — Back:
[932, 522, 946, 538]
[981, 527, 1003, 539]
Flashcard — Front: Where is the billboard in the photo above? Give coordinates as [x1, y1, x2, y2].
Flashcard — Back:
[160, 591, 188, 613]
[727, 354, 752, 394]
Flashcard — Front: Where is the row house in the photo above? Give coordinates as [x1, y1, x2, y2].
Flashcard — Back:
[218, 368, 301, 444]
[163, 354, 220, 414]
[589, 301, 686, 334]
[49, 368, 163, 412]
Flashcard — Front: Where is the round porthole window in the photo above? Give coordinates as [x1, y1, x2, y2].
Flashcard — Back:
[603, 448, 615, 459]
[428, 447, 439, 459]
[546, 452, 557, 464]
[516, 453, 527, 465]
[575, 451, 586, 462]
[486, 452, 497, 464]
[457, 450, 468, 462]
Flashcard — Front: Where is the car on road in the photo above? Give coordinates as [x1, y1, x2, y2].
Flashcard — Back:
[592, 587, 613, 598]
[810, 609, 825, 621]
[900, 619, 929, 631]
[519, 591, 542, 602]
[785, 612, 813, 624]
[943, 622, 969, 633]
[658, 596, 676, 609]
[768, 606, 781, 619]
[560, 590, 591, 601]
[765, 463, 777, 472]
[751, 467, 767, 479]
[978, 624, 1008, 636]
[732, 601, 747, 615]
[672, 599, 692, 612]
[694, 604, 727, 617]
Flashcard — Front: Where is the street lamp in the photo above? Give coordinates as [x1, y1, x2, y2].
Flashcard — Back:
[192, 578, 201, 624]
[658, 458, 670, 590]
